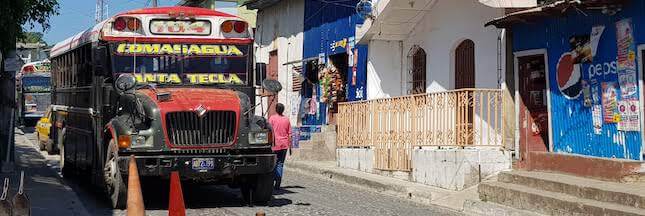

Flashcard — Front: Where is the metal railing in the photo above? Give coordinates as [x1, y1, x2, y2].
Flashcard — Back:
[336, 88, 513, 171]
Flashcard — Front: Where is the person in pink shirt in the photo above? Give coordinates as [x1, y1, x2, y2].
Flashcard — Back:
[268, 103, 291, 189]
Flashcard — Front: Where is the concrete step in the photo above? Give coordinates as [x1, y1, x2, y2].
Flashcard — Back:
[479, 181, 645, 216]
[310, 131, 337, 141]
[462, 199, 545, 216]
[498, 171, 645, 209]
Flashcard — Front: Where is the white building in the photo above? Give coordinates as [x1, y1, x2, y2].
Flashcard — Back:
[358, 0, 510, 98]
[248, 0, 305, 125]
[335, 0, 537, 190]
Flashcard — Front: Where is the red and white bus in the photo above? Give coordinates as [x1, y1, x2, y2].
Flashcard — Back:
[49, 6, 278, 208]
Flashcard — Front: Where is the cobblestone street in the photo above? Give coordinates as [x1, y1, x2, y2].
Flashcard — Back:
[19, 129, 460, 216]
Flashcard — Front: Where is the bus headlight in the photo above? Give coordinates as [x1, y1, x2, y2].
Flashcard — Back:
[248, 132, 269, 144]
[115, 74, 136, 93]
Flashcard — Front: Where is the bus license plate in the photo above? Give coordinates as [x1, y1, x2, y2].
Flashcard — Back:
[192, 158, 214, 171]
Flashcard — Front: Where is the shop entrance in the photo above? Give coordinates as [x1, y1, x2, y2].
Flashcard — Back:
[517, 53, 550, 163]
[324, 53, 349, 124]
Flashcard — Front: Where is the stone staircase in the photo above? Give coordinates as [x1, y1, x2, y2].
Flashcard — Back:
[478, 171, 645, 216]
[289, 125, 336, 161]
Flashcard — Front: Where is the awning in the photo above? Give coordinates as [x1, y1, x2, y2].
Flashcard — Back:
[242, 0, 283, 10]
[282, 56, 320, 66]
[485, 0, 630, 28]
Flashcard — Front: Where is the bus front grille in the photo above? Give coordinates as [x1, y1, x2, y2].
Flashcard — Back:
[165, 111, 237, 146]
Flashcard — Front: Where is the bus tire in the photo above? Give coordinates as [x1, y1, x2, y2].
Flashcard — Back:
[104, 139, 126, 209]
[240, 172, 274, 206]
[46, 140, 56, 155]
[59, 129, 73, 177]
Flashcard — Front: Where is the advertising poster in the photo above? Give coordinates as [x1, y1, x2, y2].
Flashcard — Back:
[291, 128, 300, 148]
[602, 82, 620, 123]
[582, 80, 592, 107]
[615, 18, 638, 100]
[592, 105, 603, 135]
[568, 35, 593, 63]
[617, 100, 640, 131]
[590, 25, 605, 57]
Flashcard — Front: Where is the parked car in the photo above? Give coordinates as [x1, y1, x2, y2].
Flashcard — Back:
[35, 106, 56, 154]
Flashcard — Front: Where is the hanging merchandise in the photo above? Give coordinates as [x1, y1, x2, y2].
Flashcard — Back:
[309, 88, 318, 115]
[352, 67, 357, 86]
[319, 67, 331, 103]
[348, 49, 355, 67]
[318, 64, 346, 110]
[352, 49, 358, 86]
[300, 98, 311, 118]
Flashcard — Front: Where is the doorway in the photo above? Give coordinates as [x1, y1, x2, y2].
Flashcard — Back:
[455, 39, 475, 89]
[268, 50, 279, 117]
[455, 39, 475, 145]
[517, 53, 550, 162]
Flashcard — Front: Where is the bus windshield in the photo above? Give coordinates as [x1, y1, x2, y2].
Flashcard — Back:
[110, 43, 250, 86]
[22, 76, 51, 93]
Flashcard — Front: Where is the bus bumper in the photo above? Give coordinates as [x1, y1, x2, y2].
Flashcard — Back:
[117, 154, 276, 181]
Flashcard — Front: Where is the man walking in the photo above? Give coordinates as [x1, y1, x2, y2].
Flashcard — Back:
[269, 103, 291, 190]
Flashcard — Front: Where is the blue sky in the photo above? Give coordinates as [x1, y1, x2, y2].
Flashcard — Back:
[34, 0, 177, 45]
[30, 0, 238, 45]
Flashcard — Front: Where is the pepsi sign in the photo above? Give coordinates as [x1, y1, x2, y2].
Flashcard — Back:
[556, 52, 583, 99]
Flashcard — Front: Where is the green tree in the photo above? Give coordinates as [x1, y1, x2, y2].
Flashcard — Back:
[0, 0, 59, 53]
[18, 32, 46, 45]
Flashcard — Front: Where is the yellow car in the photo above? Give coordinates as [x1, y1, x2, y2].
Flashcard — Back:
[35, 106, 55, 154]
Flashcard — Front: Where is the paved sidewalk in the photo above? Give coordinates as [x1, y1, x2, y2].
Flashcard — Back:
[1, 129, 90, 215]
[285, 160, 543, 216]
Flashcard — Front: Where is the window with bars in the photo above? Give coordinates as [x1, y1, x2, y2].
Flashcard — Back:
[407, 45, 427, 94]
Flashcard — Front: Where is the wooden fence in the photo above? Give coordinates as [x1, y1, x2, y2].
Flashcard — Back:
[336, 88, 512, 171]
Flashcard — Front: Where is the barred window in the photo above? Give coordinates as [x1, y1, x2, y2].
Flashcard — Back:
[407, 45, 426, 94]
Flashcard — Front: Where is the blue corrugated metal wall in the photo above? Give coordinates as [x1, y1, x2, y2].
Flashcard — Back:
[301, 0, 368, 125]
[512, 2, 645, 160]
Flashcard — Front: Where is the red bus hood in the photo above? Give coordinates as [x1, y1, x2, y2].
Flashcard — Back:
[137, 88, 241, 148]
[138, 88, 241, 112]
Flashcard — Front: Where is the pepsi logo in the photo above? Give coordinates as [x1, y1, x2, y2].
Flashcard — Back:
[556, 52, 583, 99]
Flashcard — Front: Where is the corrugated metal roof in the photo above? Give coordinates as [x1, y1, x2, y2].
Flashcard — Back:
[486, 0, 630, 28]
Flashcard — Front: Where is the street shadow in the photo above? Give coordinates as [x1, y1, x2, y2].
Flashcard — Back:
[17, 127, 35, 134]
[13, 133, 305, 213]
[272, 186, 304, 195]
[139, 181, 298, 210]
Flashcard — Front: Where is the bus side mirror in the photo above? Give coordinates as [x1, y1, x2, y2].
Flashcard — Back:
[94, 46, 109, 76]
[255, 63, 266, 86]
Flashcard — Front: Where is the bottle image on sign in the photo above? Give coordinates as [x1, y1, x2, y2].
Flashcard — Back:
[556, 52, 583, 99]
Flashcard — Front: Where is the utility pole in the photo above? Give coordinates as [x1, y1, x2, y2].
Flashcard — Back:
[152, 0, 157, 7]
[95, 0, 105, 23]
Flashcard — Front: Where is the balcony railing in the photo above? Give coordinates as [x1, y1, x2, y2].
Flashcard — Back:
[336, 88, 514, 171]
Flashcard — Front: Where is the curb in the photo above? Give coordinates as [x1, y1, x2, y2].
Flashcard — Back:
[15, 130, 92, 215]
[285, 161, 443, 209]
[285, 161, 542, 216]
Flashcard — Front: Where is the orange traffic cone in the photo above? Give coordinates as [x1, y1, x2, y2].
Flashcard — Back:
[168, 171, 186, 216]
[127, 155, 145, 216]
